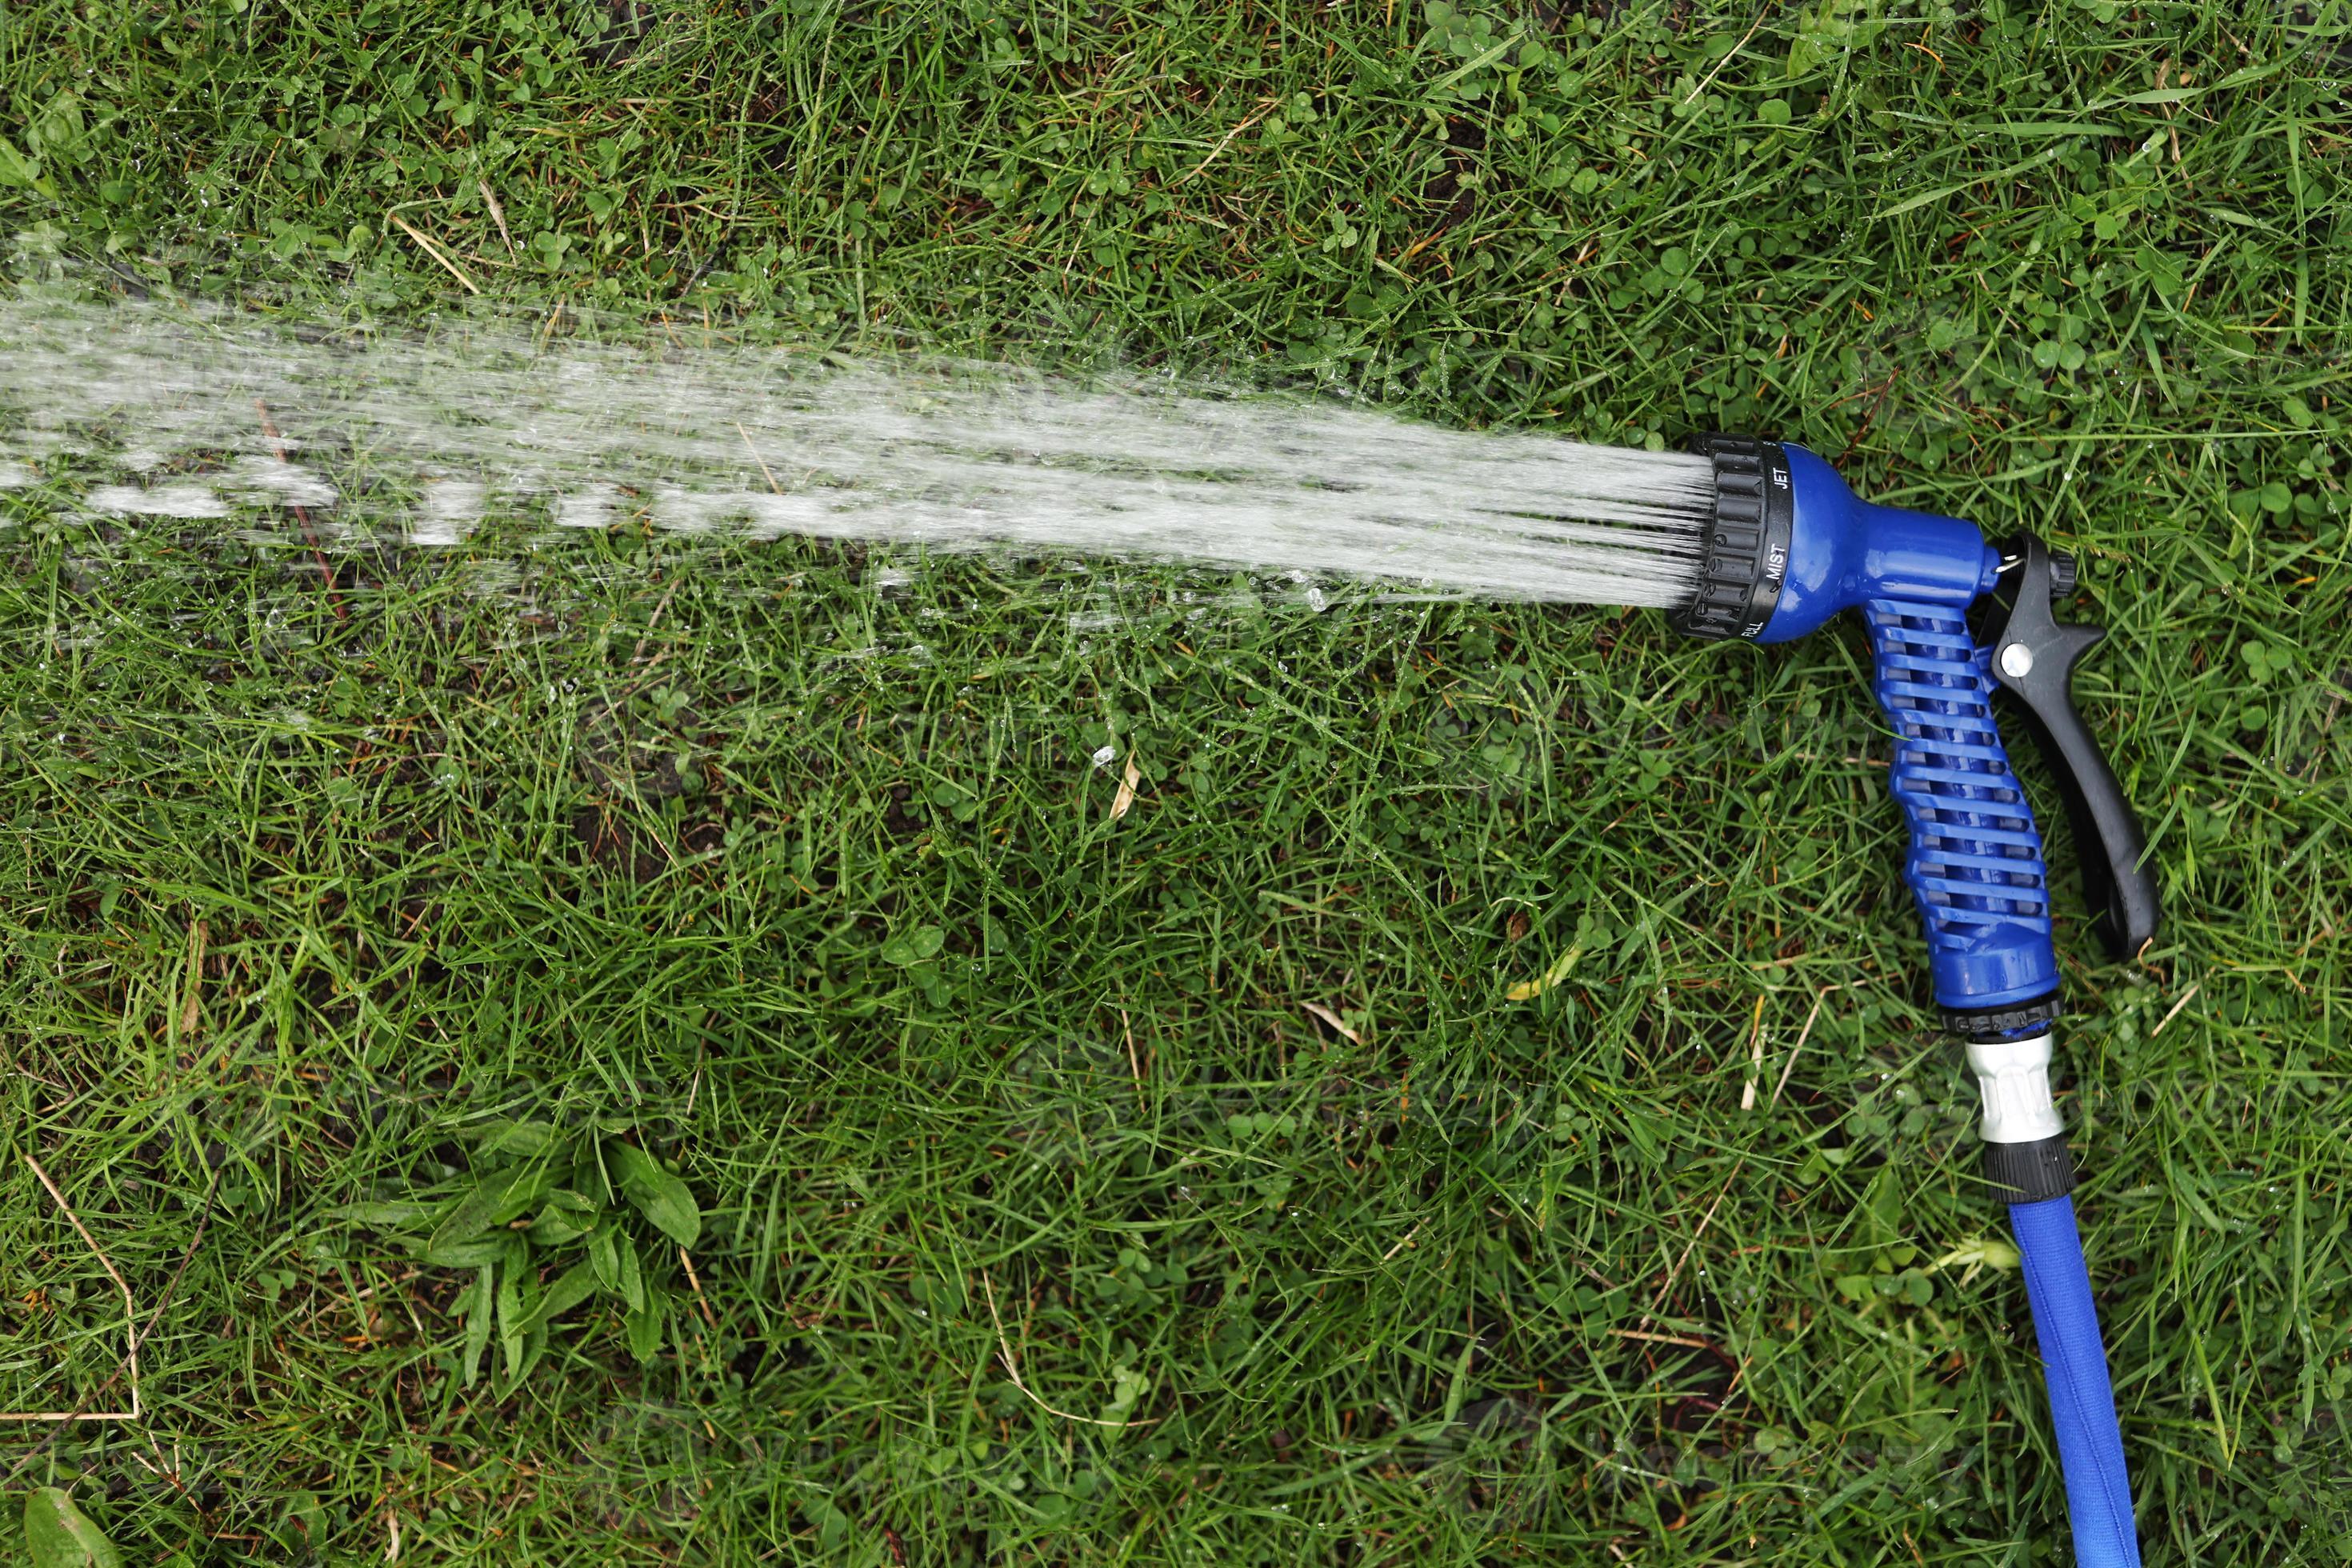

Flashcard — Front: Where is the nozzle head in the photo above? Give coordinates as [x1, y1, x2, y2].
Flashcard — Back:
[1667, 440, 2000, 642]
[1666, 434, 1793, 641]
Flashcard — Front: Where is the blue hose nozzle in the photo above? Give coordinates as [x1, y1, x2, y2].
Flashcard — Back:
[1669, 437, 2157, 1013]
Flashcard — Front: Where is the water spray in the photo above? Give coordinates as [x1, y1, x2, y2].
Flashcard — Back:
[1649, 434, 2157, 1567]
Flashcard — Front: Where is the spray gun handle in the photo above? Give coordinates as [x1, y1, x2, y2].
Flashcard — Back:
[1861, 595, 2064, 1026]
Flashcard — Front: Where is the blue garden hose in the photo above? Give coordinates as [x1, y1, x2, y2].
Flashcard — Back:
[1665, 436, 2159, 1560]
[2014, 1195, 2142, 1568]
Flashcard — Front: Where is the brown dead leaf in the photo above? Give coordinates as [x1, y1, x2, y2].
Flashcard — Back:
[180, 920, 207, 1035]
[1110, 754, 1142, 820]
[1301, 1000, 1362, 1046]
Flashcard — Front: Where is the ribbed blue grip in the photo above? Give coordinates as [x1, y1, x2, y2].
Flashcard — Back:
[1862, 597, 2061, 1010]
[2012, 1196, 2143, 1566]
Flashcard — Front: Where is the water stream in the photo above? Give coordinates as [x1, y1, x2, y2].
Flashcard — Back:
[0, 282, 1714, 608]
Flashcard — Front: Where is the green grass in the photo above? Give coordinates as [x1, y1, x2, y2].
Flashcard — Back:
[2, 0, 2350, 1561]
